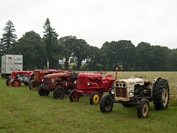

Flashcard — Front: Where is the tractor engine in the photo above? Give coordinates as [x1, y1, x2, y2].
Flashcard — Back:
[17, 74, 30, 82]
[134, 84, 151, 97]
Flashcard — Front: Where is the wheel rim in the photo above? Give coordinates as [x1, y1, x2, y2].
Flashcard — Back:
[72, 92, 78, 101]
[93, 94, 100, 104]
[57, 90, 64, 98]
[142, 102, 149, 117]
[7, 80, 11, 85]
[105, 99, 112, 111]
[14, 81, 20, 87]
[162, 86, 168, 106]
[31, 82, 37, 90]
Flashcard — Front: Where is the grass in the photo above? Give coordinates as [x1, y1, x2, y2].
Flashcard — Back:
[0, 71, 177, 133]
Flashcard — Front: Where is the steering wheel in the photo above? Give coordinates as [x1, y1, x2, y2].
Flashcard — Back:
[135, 74, 146, 79]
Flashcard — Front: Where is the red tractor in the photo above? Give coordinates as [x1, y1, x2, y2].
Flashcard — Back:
[38, 70, 78, 99]
[69, 72, 116, 105]
[6, 70, 34, 87]
[28, 69, 62, 90]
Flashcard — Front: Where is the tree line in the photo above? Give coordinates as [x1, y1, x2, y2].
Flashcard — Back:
[0, 18, 177, 71]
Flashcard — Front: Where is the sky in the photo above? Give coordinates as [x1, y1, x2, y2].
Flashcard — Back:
[0, 0, 177, 49]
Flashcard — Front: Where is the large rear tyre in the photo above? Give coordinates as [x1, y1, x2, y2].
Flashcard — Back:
[29, 80, 38, 90]
[38, 84, 50, 96]
[153, 78, 169, 110]
[137, 98, 149, 118]
[100, 94, 113, 113]
[69, 90, 79, 102]
[6, 78, 11, 86]
[12, 79, 21, 87]
[90, 92, 100, 105]
[53, 86, 65, 99]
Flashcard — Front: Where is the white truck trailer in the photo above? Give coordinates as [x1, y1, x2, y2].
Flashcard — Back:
[1, 54, 23, 78]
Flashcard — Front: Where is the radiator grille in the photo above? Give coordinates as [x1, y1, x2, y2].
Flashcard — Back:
[43, 78, 50, 85]
[78, 77, 85, 85]
[34, 72, 38, 80]
[115, 87, 127, 97]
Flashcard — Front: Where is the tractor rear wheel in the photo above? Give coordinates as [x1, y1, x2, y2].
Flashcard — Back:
[90, 92, 100, 105]
[12, 79, 21, 87]
[137, 98, 149, 118]
[38, 84, 50, 96]
[6, 78, 11, 86]
[153, 78, 169, 110]
[53, 86, 65, 99]
[100, 94, 113, 113]
[69, 90, 79, 102]
[29, 80, 38, 90]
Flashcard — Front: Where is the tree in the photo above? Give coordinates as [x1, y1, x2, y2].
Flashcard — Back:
[43, 18, 59, 68]
[8, 31, 46, 70]
[0, 20, 17, 54]
[59, 36, 92, 70]
[135, 42, 154, 71]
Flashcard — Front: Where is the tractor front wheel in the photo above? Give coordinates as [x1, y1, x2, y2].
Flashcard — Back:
[137, 98, 149, 118]
[69, 90, 79, 102]
[38, 84, 50, 96]
[12, 79, 21, 87]
[6, 78, 11, 86]
[29, 80, 38, 90]
[90, 92, 100, 105]
[100, 94, 113, 113]
[53, 86, 65, 99]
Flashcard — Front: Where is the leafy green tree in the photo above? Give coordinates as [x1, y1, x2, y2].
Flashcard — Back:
[43, 18, 59, 68]
[169, 49, 177, 70]
[87, 46, 103, 71]
[101, 40, 136, 71]
[151, 46, 170, 71]
[135, 42, 154, 71]
[0, 20, 17, 54]
[8, 31, 46, 70]
[59, 36, 91, 70]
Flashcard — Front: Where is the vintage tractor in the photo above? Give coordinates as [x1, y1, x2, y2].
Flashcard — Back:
[99, 71, 170, 118]
[6, 70, 34, 87]
[38, 70, 78, 99]
[69, 72, 115, 105]
[28, 69, 62, 90]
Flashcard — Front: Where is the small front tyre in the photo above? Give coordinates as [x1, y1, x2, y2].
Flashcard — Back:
[100, 94, 113, 113]
[69, 90, 79, 102]
[38, 84, 50, 96]
[53, 86, 65, 99]
[90, 92, 100, 105]
[137, 98, 149, 118]
[29, 80, 38, 90]
[6, 78, 11, 86]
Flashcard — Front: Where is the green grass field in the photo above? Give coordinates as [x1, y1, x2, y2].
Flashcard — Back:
[0, 71, 177, 133]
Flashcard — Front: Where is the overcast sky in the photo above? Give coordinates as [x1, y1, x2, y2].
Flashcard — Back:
[0, 0, 177, 49]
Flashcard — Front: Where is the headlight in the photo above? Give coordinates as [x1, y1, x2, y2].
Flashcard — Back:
[42, 79, 43, 82]
[51, 79, 55, 83]
[129, 90, 134, 97]
[74, 80, 77, 84]
[111, 89, 114, 94]
[87, 82, 90, 86]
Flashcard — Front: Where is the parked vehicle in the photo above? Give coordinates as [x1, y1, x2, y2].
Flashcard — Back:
[1, 54, 23, 78]
[38, 70, 78, 99]
[6, 70, 34, 87]
[28, 69, 62, 90]
[69, 71, 116, 105]
[99, 72, 170, 118]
